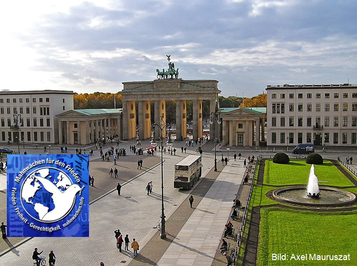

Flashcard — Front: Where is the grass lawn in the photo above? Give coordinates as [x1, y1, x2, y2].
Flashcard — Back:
[252, 159, 357, 266]
[264, 159, 355, 187]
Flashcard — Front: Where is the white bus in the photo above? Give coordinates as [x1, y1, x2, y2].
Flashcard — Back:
[174, 155, 202, 189]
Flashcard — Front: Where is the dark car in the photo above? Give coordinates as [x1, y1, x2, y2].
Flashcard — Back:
[0, 148, 14, 154]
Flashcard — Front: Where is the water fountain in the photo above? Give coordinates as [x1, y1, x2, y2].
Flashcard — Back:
[270, 164, 356, 207]
[306, 164, 320, 198]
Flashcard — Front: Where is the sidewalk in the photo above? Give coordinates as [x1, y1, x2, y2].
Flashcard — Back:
[0, 141, 249, 266]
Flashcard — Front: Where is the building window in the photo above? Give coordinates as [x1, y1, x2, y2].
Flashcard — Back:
[0, 99, 3, 103]
[272, 103, 276, 113]
[307, 133, 312, 143]
[280, 117, 285, 127]
[334, 93, 339, 98]
[289, 132, 294, 143]
[343, 117, 348, 127]
[343, 103, 348, 111]
[353, 93, 357, 98]
[33, 107, 36, 114]
[298, 117, 303, 127]
[343, 93, 348, 98]
[6, 99, 10, 103]
[325, 104, 330, 112]
[40, 132, 44, 142]
[316, 93, 321, 99]
[272, 117, 276, 127]
[289, 117, 294, 127]
[13, 98, 17, 103]
[26, 98, 29, 103]
[324, 117, 330, 127]
[334, 104, 339, 111]
[47, 119, 50, 127]
[289, 104, 294, 112]
[298, 133, 302, 143]
[33, 119, 37, 127]
[325, 93, 330, 98]
[280, 132, 286, 144]
[33, 98, 36, 103]
[289, 94, 294, 99]
[307, 117, 312, 127]
[46, 98, 50, 102]
[316, 104, 321, 112]
[27, 132, 31, 142]
[272, 94, 276, 99]
[298, 94, 303, 99]
[1, 119, 4, 127]
[34, 132, 38, 142]
[74, 123, 78, 128]
[307, 104, 312, 112]
[39, 98, 43, 103]
[280, 94, 285, 99]
[342, 133, 347, 144]
[324, 133, 329, 144]
[7, 108, 10, 114]
[353, 104, 357, 111]
[19, 107, 23, 114]
[27, 118, 30, 127]
[238, 123, 243, 129]
[40, 119, 44, 127]
[352, 117, 357, 127]
[13, 107, 17, 114]
[307, 93, 312, 99]
[334, 117, 339, 127]
[47, 132, 51, 142]
[272, 132, 276, 144]
[0, 108, 3, 114]
[298, 104, 303, 112]
[352, 133, 356, 144]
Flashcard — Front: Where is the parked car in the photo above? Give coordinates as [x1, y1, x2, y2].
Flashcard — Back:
[0, 148, 14, 154]
[292, 143, 314, 154]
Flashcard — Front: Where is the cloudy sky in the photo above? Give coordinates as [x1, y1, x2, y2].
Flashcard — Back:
[1, 0, 356, 97]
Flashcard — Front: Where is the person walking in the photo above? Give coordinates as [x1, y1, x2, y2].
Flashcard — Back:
[131, 238, 139, 257]
[114, 229, 121, 239]
[116, 183, 121, 196]
[117, 233, 123, 252]
[48, 250, 56, 266]
[114, 168, 118, 178]
[189, 195, 194, 208]
[146, 182, 151, 195]
[124, 234, 130, 251]
[149, 181, 153, 194]
[1, 222, 6, 239]
[224, 252, 234, 266]
[109, 168, 113, 177]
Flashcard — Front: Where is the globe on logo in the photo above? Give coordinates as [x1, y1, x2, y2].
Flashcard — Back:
[20, 167, 84, 223]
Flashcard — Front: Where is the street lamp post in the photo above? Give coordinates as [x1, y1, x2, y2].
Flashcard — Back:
[210, 111, 221, 171]
[152, 116, 167, 239]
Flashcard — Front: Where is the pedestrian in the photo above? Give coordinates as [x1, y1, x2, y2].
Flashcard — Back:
[109, 168, 113, 177]
[124, 234, 130, 251]
[117, 183, 121, 196]
[238, 152, 241, 159]
[149, 181, 153, 194]
[131, 238, 139, 257]
[48, 250, 56, 266]
[225, 157, 228, 165]
[234, 153, 237, 161]
[137, 159, 140, 169]
[189, 195, 194, 208]
[244, 159, 246, 167]
[146, 182, 151, 195]
[224, 252, 234, 266]
[117, 233, 123, 252]
[91, 176, 95, 186]
[113, 155, 117, 165]
[114, 168, 118, 178]
[114, 229, 121, 239]
[350, 156, 353, 165]
[100, 262, 105, 266]
[1, 222, 6, 239]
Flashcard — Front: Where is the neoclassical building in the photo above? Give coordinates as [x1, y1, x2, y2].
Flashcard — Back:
[56, 109, 121, 145]
[220, 107, 266, 147]
[266, 83, 357, 147]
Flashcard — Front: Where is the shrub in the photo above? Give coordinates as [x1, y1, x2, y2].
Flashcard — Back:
[273, 152, 289, 164]
[306, 153, 323, 164]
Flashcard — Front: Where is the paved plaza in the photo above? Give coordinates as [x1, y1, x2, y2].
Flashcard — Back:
[0, 141, 355, 266]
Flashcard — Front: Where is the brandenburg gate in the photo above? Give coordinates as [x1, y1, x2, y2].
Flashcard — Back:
[121, 56, 221, 141]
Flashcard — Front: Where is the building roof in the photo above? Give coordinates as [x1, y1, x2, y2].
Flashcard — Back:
[0, 90, 74, 95]
[220, 107, 266, 114]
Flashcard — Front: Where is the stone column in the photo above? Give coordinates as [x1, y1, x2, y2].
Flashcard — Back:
[210, 100, 216, 141]
[154, 100, 160, 141]
[66, 121, 70, 145]
[176, 100, 182, 141]
[122, 100, 128, 140]
[138, 101, 144, 140]
[192, 100, 203, 141]
[255, 118, 260, 146]
[181, 100, 187, 139]
[58, 120, 63, 144]
[127, 101, 137, 139]
[85, 121, 90, 144]
[143, 101, 151, 139]
[245, 121, 249, 146]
